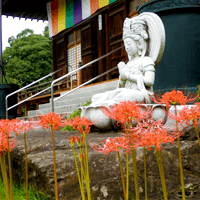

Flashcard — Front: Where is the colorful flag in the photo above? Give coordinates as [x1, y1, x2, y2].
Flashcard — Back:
[47, 0, 117, 37]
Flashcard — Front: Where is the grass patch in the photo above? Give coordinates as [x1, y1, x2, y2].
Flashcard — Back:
[0, 178, 51, 200]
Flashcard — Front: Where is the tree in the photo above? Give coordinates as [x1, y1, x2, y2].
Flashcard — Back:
[3, 27, 52, 87]
[43, 26, 50, 38]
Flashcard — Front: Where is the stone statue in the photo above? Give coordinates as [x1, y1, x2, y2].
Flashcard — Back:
[91, 17, 155, 106]
[81, 12, 165, 130]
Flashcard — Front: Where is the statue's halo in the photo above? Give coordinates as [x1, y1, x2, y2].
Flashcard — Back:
[138, 12, 165, 67]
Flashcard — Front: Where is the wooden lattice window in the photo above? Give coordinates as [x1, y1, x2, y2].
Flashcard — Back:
[67, 29, 81, 81]
[67, 43, 81, 80]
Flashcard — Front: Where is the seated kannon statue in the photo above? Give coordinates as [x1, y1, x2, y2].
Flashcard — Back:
[81, 12, 165, 129]
[91, 17, 154, 106]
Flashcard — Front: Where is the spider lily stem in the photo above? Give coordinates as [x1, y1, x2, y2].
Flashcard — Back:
[51, 126, 58, 200]
[0, 153, 10, 200]
[117, 151, 126, 200]
[158, 149, 168, 199]
[131, 148, 139, 200]
[174, 105, 185, 200]
[143, 146, 147, 200]
[177, 137, 185, 200]
[155, 146, 168, 200]
[6, 136, 13, 200]
[83, 135, 91, 200]
[72, 146, 85, 200]
[126, 152, 129, 200]
[79, 145, 86, 199]
[24, 131, 29, 200]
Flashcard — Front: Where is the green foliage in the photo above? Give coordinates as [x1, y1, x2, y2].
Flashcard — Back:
[3, 27, 52, 87]
[81, 100, 92, 107]
[0, 178, 51, 200]
[16, 28, 34, 39]
[43, 26, 50, 38]
[20, 107, 26, 117]
[61, 100, 92, 131]
[197, 85, 200, 102]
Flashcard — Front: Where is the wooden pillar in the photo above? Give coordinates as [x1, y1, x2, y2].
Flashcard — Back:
[77, 71, 82, 86]
[17, 106, 22, 117]
[105, 13, 110, 80]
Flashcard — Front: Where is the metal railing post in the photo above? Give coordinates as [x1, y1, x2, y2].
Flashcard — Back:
[51, 84, 55, 112]
[5, 96, 8, 119]
[71, 75, 72, 90]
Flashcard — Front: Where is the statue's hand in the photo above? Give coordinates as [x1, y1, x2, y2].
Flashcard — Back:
[120, 68, 130, 80]
[118, 62, 126, 72]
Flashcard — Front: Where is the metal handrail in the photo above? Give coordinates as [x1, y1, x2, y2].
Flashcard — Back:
[5, 65, 69, 118]
[51, 45, 124, 112]
[5, 45, 124, 118]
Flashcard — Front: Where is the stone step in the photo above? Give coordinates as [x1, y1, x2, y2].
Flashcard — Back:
[28, 104, 79, 116]
[39, 96, 91, 110]
[18, 111, 71, 121]
[27, 79, 119, 118]
[60, 80, 118, 96]
[52, 84, 118, 103]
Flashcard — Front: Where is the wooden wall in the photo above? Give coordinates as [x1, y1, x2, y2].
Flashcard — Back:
[52, 0, 147, 88]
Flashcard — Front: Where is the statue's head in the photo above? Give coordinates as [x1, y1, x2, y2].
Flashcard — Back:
[123, 17, 148, 59]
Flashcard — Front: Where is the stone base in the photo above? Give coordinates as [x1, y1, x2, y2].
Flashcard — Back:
[80, 104, 167, 130]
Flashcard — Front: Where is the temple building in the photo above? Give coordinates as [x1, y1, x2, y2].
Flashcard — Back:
[48, 0, 148, 89]
[2, 0, 200, 117]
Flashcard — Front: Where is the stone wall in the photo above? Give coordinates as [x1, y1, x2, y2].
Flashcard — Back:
[8, 125, 200, 199]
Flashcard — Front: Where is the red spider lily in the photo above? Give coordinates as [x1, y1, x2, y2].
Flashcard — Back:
[79, 153, 84, 160]
[0, 132, 17, 155]
[68, 136, 75, 147]
[129, 119, 181, 151]
[65, 116, 95, 136]
[129, 119, 169, 134]
[151, 90, 198, 109]
[127, 119, 168, 140]
[17, 120, 37, 133]
[75, 135, 83, 146]
[140, 129, 176, 151]
[39, 112, 64, 130]
[90, 137, 130, 155]
[168, 105, 200, 128]
[100, 101, 152, 126]
[0, 119, 23, 137]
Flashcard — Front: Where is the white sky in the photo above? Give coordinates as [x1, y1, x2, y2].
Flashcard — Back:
[2, 15, 48, 52]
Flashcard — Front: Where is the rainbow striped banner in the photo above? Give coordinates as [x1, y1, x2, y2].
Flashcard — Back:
[47, 0, 116, 37]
